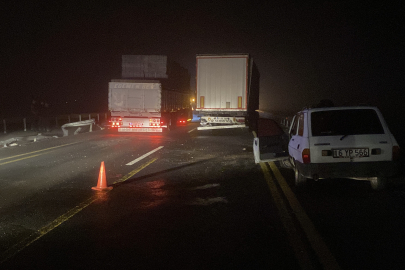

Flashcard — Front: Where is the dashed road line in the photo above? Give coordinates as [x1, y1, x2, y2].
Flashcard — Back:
[0, 158, 157, 264]
[126, 146, 163, 165]
[116, 158, 157, 183]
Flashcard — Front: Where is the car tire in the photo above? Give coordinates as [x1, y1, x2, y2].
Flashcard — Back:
[294, 164, 307, 187]
[289, 157, 295, 170]
[370, 176, 386, 190]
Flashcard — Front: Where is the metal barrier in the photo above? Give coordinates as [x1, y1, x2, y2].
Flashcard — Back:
[61, 119, 96, 136]
[1, 112, 108, 134]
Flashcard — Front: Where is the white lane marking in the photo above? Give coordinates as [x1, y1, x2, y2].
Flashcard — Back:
[189, 197, 228, 205]
[126, 146, 164, 165]
[188, 128, 197, 133]
[191, 183, 220, 190]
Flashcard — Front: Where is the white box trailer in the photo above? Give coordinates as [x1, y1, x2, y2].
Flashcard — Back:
[108, 80, 190, 132]
[196, 54, 259, 130]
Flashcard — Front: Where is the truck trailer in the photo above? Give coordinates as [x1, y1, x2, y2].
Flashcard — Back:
[195, 54, 259, 130]
[109, 55, 191, 132]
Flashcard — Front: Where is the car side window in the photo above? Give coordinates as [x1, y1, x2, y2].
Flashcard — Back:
[298, 113, 304, 136]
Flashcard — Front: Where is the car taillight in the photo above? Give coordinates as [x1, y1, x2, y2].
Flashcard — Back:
[392, 145, 400, 160]
[302, 148, 310, 164]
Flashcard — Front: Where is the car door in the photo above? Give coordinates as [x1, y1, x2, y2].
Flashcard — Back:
[288, 113, 303, 163]
[253, 118, 289, 163]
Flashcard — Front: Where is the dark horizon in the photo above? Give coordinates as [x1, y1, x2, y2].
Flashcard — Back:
[1, 1, 404, 118]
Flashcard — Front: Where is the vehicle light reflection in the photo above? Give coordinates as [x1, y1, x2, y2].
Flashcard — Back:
[140, 180, 168, 209]
[93, 190, 110, 203]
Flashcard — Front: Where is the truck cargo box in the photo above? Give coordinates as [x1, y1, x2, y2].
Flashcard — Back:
[109, 55, 192, 132]
[108, 80, 191, 132]
[122, 55, 168, 79]
[122, 55, 190, 93]
[196, 54, 249, 112]
[195, 54, 259, 130]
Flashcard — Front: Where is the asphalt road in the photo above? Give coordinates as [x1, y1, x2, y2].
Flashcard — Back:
[0, 123, 405, 269]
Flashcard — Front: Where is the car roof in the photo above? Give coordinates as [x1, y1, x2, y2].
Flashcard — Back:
[300, 106, 379, 113]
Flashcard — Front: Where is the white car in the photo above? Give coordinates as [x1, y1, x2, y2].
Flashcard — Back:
[288, 106, 400, 189]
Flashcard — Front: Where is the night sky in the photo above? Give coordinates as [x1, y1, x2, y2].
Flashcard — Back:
[1, 1, 404, 118]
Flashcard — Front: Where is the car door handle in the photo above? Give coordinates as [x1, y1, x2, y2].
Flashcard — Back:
[297, 144, 300, 149]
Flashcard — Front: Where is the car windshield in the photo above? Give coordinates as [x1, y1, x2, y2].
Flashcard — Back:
[311, 109, 385, 136]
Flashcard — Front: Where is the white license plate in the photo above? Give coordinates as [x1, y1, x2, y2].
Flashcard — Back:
[333, 148, 369, 158]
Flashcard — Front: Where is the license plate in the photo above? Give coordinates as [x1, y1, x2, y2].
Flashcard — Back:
[333, 148, 369, 158]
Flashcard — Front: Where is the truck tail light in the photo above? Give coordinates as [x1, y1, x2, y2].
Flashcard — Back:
[149, 119, 161, 126]
[110, 118, 122, 127]
[392, 145, 400, 160]
[111, 121, 122, 127]
[302, 148, 310, 164]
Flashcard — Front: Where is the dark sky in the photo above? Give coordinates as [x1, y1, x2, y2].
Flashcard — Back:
[1, 1, 404, 117]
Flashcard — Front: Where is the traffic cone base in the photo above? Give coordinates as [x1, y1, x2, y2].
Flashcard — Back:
[92, 161, 113, 191]
[92, 186, 113, 191]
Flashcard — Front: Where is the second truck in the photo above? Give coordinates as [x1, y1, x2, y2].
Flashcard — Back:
[195, 54, 259, 130]
[109, 55, 192, 132]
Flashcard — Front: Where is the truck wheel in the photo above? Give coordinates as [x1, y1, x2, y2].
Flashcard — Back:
[370, 176, 386, 190]
[294, 164, 307, 187]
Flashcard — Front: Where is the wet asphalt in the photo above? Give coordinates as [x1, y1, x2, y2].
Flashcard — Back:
[2, 122, 405, 270]
[0, 124, 300, 270]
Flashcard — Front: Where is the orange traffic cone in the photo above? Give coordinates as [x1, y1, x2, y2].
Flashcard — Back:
[92, 161, 113, 191]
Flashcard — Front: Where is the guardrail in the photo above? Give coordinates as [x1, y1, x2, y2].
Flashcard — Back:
[1, 112, 109, 134]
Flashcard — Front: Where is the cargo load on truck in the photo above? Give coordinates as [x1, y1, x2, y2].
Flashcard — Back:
[195, 54, 259, 130]
[109, 55, 191, 132]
